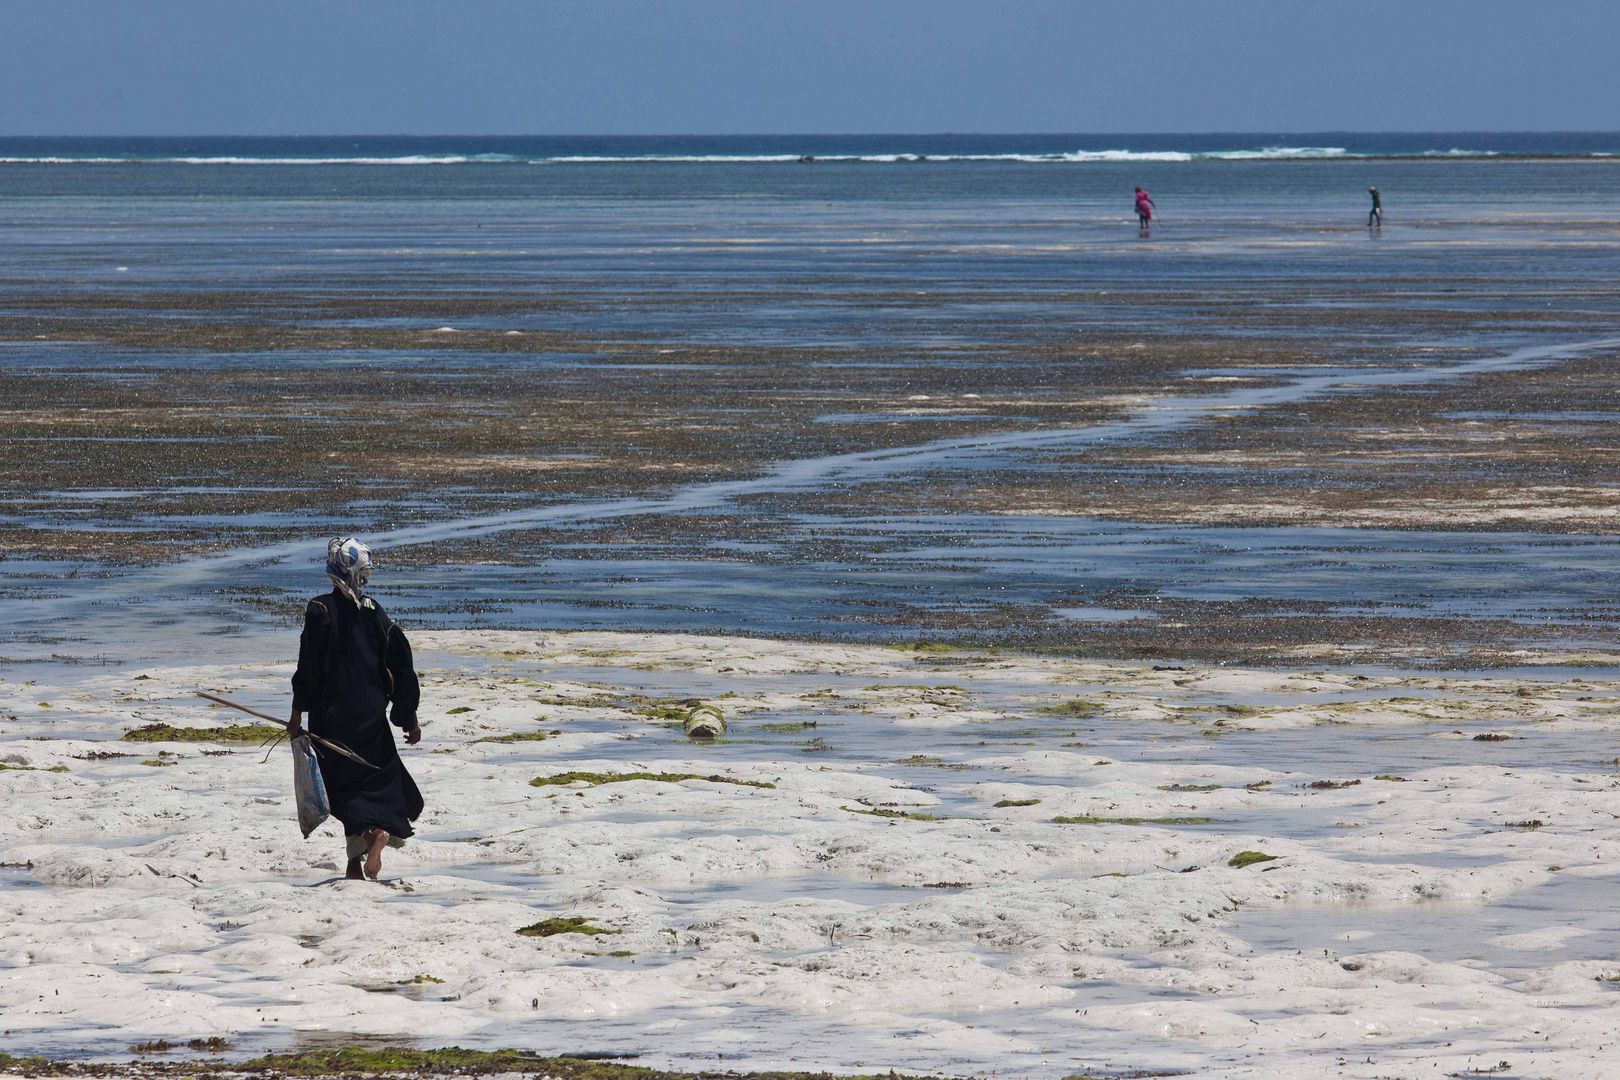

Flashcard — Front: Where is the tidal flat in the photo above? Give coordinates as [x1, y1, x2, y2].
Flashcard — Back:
[6, 190, 1620, 663]
[6, 157, 1620, 1077]
[3, 632, 1619, 1079]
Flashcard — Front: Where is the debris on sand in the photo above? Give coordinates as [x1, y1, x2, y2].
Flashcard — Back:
[682, 704, 725, 740]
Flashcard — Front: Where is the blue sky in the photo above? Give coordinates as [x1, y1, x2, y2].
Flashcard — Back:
[2, 1, 1615, 135]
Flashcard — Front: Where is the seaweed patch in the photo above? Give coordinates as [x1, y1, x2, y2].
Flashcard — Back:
[122, 723, 282, 743]
[517, 917, 621, 937]
[529, 771, 773, 789]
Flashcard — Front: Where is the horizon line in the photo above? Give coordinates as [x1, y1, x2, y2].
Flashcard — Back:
[4, 129, 1619, 139]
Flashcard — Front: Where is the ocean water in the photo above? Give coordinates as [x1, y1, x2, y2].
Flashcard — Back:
[4, 136, 1620, 656]
[4, 135, 1618, 316]
[4, 131, 1620, 164]
[5, 141, 1620, 1072]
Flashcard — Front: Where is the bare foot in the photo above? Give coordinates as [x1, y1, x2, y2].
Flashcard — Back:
[345, 857, 365, 880]
[363, 828, 389, 880]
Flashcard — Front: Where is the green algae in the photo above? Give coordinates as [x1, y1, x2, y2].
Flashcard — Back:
[122, 723, 282, 744]
[1040, 699, 1104, 717]
[7, 1046, 936, 1078]
[472, 730, 555, 744]
[993, 798, 1041, 807]
[518, 916, 620, 937]
[529, 770, 774, 789]
[130, 1041, 176, 1054]
[1053, 815, 1220, 826]
[864, 683, 966, 692]
[247, 1047, 913, 1078]
[752, 721, 817, 733]
[895, 754, 971, 770]
[446, 706, 473, 714]
[248, 1049, 579, 1075]
[1373, 774, 1410, 782]
[535, 692, 631, 709]
[1159, 783, 1220, 792]
[841, 805, 942, 821]
[1228, 851, 1283, 868]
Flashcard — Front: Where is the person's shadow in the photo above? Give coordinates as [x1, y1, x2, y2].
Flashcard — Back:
[1139, 224, 1152, 239]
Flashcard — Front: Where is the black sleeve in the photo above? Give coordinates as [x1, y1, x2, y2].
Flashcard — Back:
[383, 620, 421, 730]
[290, 599, 330, 713]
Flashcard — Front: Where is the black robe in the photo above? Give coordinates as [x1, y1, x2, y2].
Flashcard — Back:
[290, 589, 423, 839]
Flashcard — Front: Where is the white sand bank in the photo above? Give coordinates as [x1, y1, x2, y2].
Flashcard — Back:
[2, 631, 1618, 1078]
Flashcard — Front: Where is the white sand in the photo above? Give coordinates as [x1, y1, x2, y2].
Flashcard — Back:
[2, 631, 1618, 1078]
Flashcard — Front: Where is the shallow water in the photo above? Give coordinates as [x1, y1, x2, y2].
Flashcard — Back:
[11, 341, 1620, 657]
[7, 149, 1620, 1076]
[1233, 871, 1620, 969]
[7, 154, 1620, 662]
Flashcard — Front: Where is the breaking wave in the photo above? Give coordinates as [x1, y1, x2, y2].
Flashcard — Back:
[0, 147, 1341, 164]
[0, 143, 1609, 165]
[0, 154, 521, 165]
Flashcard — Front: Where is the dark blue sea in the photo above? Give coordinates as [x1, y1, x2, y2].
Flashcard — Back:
[3, 132, 1620, 164]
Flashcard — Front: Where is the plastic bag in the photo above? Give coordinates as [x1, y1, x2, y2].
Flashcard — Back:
[292, 735, 330, 838]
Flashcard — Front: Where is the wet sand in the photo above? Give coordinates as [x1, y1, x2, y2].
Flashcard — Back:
[6, 160, 1620, 1077]
[3, 632, 1618, 1079]
[6, 275, 1620, 664]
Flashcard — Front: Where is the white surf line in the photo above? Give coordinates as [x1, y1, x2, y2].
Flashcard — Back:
[18, 335, 1620, 619]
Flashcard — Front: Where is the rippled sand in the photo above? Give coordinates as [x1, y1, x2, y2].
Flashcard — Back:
[3, 631, 1617, 1078]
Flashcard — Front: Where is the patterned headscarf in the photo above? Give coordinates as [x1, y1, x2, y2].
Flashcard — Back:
[326, 536, 373, 605]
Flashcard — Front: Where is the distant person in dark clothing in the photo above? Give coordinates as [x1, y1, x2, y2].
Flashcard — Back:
[1134, 186, 1156, 227]
[290, 537, 423, 880]
[1368, 187, 1383, 226]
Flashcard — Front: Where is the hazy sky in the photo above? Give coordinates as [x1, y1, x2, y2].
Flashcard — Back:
[2, 1, 1615, 135]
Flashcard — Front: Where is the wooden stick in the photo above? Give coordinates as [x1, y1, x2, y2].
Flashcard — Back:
[193, 691, 379, 769]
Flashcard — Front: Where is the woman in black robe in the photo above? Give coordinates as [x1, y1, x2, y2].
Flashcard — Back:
[289, 537, 423, 880]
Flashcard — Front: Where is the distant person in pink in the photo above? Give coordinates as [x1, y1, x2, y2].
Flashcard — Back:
[1134, 186, 1155, 227]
